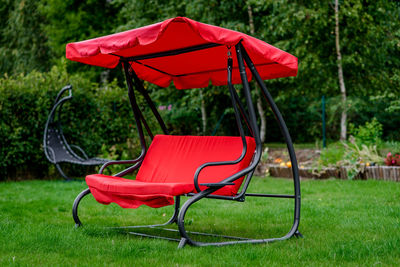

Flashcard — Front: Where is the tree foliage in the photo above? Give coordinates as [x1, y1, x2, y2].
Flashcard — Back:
[0, 0, 51, 74]
[0, 0, 399, 143]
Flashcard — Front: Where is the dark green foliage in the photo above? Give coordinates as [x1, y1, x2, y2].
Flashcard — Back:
[0, 0, 51, 74]
[40, 0, 121, 60]
[349, 118, 383, 145]
[112, 0, 400, 142]
[0, 0, 399, 179]
[263, 95, 400, 143]
[0, 65, 68, 179]
[0, 63, 138, 180]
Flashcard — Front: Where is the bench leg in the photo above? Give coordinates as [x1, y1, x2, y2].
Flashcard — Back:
[177, 190, 210, 247]
[72, 188, 91, 227]
[294, 230, 303, 238]
[165, 196, 180, 225]
[178, 238, 188, 249]
[176, 189, 301, 247]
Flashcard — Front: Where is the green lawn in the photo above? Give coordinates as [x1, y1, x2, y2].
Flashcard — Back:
[0, 177, 399, 266]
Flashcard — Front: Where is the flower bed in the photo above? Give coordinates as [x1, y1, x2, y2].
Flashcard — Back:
[261, 164, 400, 182]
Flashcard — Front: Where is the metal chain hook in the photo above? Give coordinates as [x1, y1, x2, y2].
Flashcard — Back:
[227, 45, 232, 59]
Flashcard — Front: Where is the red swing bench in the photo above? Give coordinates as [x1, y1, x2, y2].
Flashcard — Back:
[68, 17, 301, 248]
[87, 135, 256, 209]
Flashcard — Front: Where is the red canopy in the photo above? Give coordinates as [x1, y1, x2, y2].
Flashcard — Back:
[66, 17, 297, 89]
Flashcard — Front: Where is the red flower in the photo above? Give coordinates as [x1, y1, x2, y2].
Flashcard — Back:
[385, 152, 400, 166]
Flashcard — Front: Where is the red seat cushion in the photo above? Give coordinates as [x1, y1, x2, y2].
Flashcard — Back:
[86, 135, 256, 209]
[86, 174, 194, 208]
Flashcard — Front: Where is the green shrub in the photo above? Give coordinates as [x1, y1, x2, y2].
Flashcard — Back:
[316, 142, 346, 168]
[0, 63, 137, 180]
[349, 117, 383, 145]
[0, 65, 68, 179]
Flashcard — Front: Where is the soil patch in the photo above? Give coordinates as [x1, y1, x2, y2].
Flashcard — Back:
[266, 148, 321, 166]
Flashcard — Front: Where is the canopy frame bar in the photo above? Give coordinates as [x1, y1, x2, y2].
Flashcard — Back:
[114, 42, 277, 79]
[127, 63, 170, 135]
[239, 42, 301, 237]
[124, 42, 222, 61]
[127, 58, 277, 79]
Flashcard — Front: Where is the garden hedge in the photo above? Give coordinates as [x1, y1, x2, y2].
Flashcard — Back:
[0, 65, 140, 180]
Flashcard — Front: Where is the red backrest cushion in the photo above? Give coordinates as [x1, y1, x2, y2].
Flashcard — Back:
[136, 135, 256, 196]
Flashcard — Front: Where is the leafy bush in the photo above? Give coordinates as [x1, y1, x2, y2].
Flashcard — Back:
[316, 142, 346, 168]
[343, 137, 383, 166]
[160, 106, 201, 135]
[0, 63, 137, 180]
[349, 117, 383, 145]
[0, 65, 69, 179]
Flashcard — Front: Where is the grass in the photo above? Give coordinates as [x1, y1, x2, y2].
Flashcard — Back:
[0, 177, 399, 266]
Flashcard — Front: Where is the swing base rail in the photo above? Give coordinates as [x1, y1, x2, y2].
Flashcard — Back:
[73, 189, 302, 248]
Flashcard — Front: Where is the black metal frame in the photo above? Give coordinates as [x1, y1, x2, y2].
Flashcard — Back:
[72, 41, 301, 247]
[43, 85, 109, 180]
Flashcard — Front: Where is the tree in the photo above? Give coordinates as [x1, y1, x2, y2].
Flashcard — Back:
[40, 0, 120, 62]
[247, 2, 267, 143]
[0, 0, 51, 74]
[335, 0, 347, 141]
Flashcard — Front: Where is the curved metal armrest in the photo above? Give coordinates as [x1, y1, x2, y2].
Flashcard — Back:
[192, 57, 258, 194]
[200, 182, 235, 188]
[194, 160, 241, 192]
[99, 158, 143, 174]
[70, 145, 89, 160]
[193, 158, 256, 193]
[99, 145, 146, 175]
